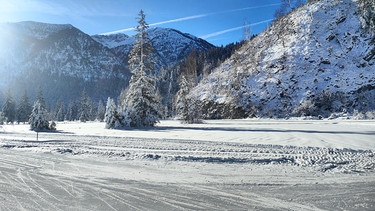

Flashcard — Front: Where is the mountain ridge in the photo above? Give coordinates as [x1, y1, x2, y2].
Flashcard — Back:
[0, 21, 215, 107]
[0, 21, 131, 103]
[92, 27, 214, 70]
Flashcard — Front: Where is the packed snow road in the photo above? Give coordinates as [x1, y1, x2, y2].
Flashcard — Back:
[0, 120, 374, 210]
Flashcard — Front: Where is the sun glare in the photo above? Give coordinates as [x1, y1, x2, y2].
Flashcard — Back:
[0, 1, 17, 21]
[0, 24, 15, 57]
[0, 0, 20, 53]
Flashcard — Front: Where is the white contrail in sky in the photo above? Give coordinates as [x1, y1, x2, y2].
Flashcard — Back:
[200, 19, 274, 39]
[149, 14, 208, 27]
[229, 3, 282, 13]
[100, 3, 281, 35]
[101, 14, 209, 35]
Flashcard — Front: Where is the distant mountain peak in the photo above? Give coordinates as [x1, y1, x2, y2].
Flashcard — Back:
[0, 21, 131, 104]
[13, 21, 74, 39]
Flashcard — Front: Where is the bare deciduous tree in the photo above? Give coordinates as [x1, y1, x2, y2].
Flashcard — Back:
[274, 0, 306, 19]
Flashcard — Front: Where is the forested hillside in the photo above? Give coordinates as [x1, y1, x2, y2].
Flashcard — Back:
[187, 0, 375, 119]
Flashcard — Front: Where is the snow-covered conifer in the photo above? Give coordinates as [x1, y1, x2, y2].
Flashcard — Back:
[17, 91, 32, 124]
[123, 72, 162, 127]
[29, 100, 51, 131]
[89, 101, 96, 121]
[128, 10, 155, 76]
[2, 89, 16, 124]
[55, 100, 65, 122]
[79, 89, 91, 122]
[175, 76, 200, 124]
[36, 87, 46, 109]
[122, 10, 162, 127]
[96, 100, 105, 122]
[65, 100, 79, 121]
[176, 76, 190, 121]
[0, 112, 5, 125]
[104, 97, 121, 129]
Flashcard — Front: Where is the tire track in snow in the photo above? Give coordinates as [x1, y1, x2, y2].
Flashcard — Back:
[3, 134, 374, 173]
[25, 171, 63, 203]
[0, 171, 28, 211]
[97, 190, 143, 211]
[128, 185, 220, 210]
[0, 157, 41, 169]
[1, 170, 43, 210]
[196, 185, 326, 211]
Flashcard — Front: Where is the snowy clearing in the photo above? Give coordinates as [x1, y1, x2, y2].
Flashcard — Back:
[0, 119, 374, 210]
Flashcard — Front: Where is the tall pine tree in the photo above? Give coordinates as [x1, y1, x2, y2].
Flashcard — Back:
[65, 100, 80, 121]
[175, 76, 200, 123]
[54, 99, 65, 121]
[121, 10, 162, 127]
[0, 112, 5, 125]
[36, 87, 46, 109]
[96, 100, 105, 122]
[2, 89, 16, 124]
[79, 89, 91, 122]
[17, 91, 32, 124]
[128, 10, 155, 76]
[104, 97, 121, 129]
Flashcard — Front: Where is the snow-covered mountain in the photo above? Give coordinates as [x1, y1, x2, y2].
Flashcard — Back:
[190, 0, 375, 118]
[0, 22, 214, 105]
[92, 27, 214, 70]
[0, 21, 131, 103]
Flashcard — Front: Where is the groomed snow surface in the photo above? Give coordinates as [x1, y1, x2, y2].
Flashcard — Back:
[0, 119, 374, 210]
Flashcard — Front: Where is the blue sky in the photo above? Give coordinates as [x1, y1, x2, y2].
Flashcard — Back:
[0, 0, 281, 46]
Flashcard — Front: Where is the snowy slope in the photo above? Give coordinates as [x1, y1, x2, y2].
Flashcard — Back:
[191, 0, 375, 118]
[91, 33, 133, 49]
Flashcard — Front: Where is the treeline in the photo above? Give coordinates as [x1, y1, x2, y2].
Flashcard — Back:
[0, 88, 106, 125]
[179, 41, 246, 81]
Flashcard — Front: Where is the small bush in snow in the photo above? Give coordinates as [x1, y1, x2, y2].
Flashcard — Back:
[49, 121, 57, 130]
[353, 110, 375, 120]
[293, 99, 316, 117]
[365, 110, 375, 119]
[353, 110, 366, 120]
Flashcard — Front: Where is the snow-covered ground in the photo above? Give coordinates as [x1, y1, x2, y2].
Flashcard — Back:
[0, 119, 374, 210]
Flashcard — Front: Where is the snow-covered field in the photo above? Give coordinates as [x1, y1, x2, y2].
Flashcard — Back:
[0, 119, 374, 210]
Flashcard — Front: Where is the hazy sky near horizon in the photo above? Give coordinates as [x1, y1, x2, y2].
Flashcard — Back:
[0, 0, 281, 46]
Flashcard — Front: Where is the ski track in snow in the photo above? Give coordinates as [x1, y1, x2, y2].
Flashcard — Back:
[0, 120, 374, 210]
